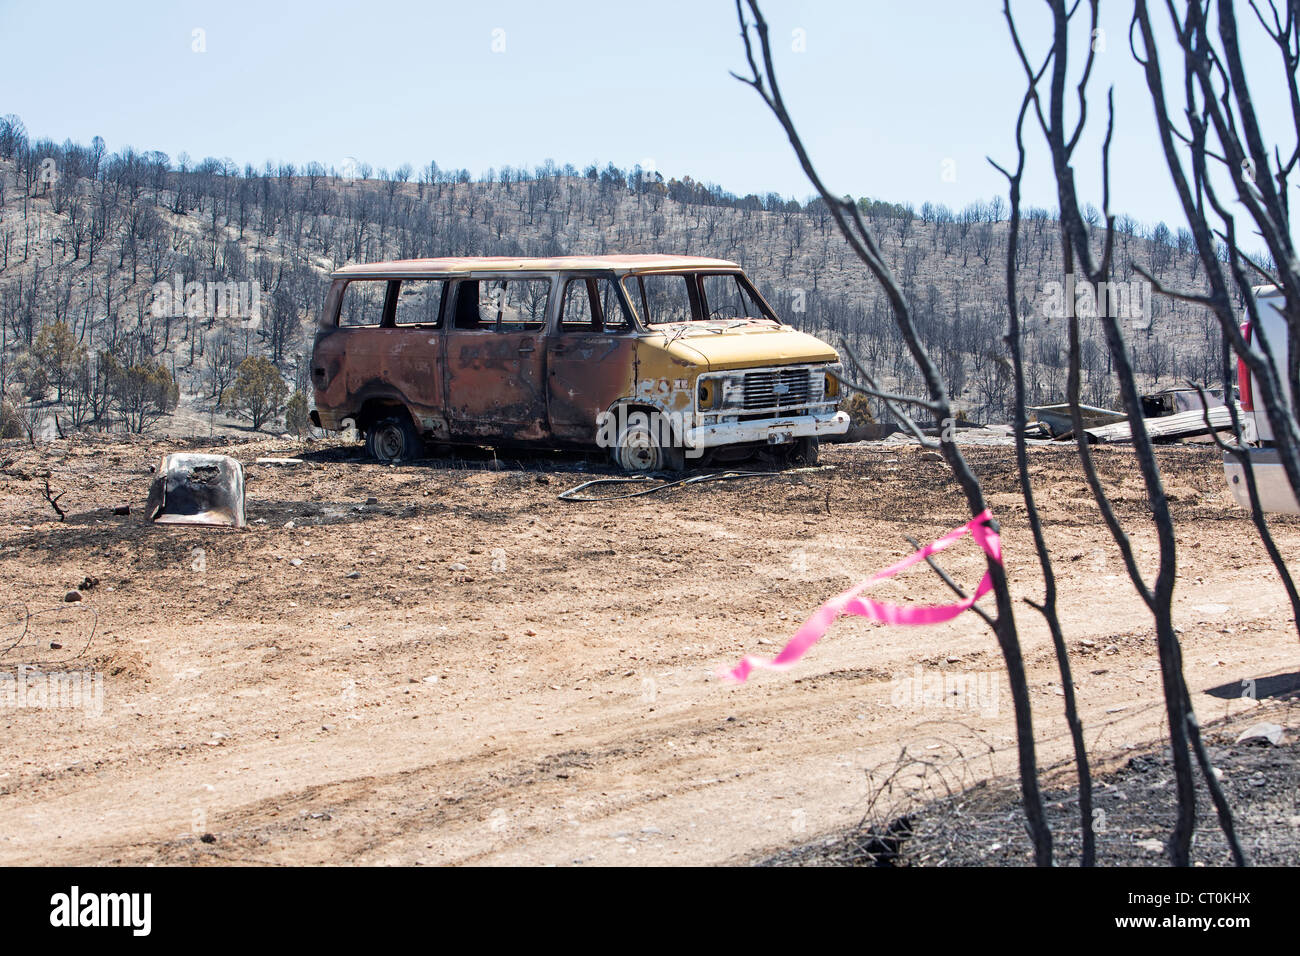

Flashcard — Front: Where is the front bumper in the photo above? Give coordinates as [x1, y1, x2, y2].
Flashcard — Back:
[684, 410, 850, 451]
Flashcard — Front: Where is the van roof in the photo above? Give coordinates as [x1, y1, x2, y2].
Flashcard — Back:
[332, 254, 740, 279]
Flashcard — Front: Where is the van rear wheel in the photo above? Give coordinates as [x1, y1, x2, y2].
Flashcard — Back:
[367, 414, 423, 463]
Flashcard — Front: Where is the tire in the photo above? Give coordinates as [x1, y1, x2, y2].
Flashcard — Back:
[612, 412, 685, 473]
[788, 436, 820, 467]
[366, 414, 423, 463]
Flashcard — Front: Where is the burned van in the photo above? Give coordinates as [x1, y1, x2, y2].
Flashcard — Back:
[309, 255, 848, 469]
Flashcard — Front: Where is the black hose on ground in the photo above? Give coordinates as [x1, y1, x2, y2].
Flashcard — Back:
[556, 465, 834, 502]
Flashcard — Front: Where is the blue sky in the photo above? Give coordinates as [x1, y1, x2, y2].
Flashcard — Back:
[2, 0, 1295, 234]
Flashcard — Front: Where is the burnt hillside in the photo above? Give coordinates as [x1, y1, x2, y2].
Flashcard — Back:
[0, 114, 1231, 435]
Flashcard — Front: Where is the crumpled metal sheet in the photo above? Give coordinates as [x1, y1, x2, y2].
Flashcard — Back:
[145, 454, 246, 528]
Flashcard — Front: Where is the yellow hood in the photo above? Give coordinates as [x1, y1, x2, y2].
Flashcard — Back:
[649, 321, 838, 371]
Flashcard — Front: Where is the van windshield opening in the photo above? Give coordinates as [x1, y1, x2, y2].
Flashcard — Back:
[621, 272, 776, 327]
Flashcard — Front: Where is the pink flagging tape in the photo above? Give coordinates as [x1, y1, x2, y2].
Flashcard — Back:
[720, 509, 1001, 683]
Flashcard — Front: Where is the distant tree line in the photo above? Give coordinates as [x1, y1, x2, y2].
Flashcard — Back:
[0, 110, 1243, 435]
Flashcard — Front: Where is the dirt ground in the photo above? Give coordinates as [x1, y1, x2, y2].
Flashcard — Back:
[766, 709, 1300, 866]
[0, 434, 1296, 866]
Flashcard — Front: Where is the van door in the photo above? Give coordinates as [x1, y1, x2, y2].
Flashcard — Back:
[548, 276, 638, 442]
[387, 277, 450, 439]
[317, 277, 448, 440]
[443, 277, 552, 442]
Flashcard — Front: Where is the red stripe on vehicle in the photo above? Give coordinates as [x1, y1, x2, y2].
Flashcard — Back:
[1239, 320, 1254, 412]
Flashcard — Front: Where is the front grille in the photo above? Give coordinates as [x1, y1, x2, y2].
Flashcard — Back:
[741, 367, 817, 411]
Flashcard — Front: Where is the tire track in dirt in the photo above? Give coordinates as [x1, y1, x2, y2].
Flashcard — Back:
[0, 437, 1294, 865]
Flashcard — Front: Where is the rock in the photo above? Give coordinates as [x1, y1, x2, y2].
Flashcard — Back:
[112, 505, 130, 516]
[449, 563, 468, 572]
[289, 558, 303, 567]
[200, 833, 216, 844]
[284, 520, 295, 529]
[921, 452, 944, 463]
[80, 576, 99, 590]
[1136, 838, 1164, 853]
[366, 497, 379, 506]
[345, 570, 360, 579]
[1235, 722, 1284, 746]
[63, 590, 82, 603]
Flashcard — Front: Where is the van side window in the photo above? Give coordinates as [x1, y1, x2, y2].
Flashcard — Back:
[561, 278, 630, 332]
[394, 279, 445, 327]
[451, 280, 486, 329]
[338, 279, 390, 327]
[474, 279, 550, 332]
[560, 279, 597, 330]
[598, 279, 630, 331]
[700, 273, 768, 320]
[623, 274, 692, 325]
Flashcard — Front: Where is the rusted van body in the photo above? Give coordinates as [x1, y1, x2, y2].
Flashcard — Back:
[309, 255, 848, 469]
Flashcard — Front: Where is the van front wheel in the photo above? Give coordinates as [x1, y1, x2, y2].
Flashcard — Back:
[788, 436, 820, 467]
[613, 417, 685, 473]
[367, 415, 423, 463]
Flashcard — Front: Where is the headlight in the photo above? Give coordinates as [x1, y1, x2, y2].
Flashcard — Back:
[824, 362, 843, 399]
[699, 373, 746, 410]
